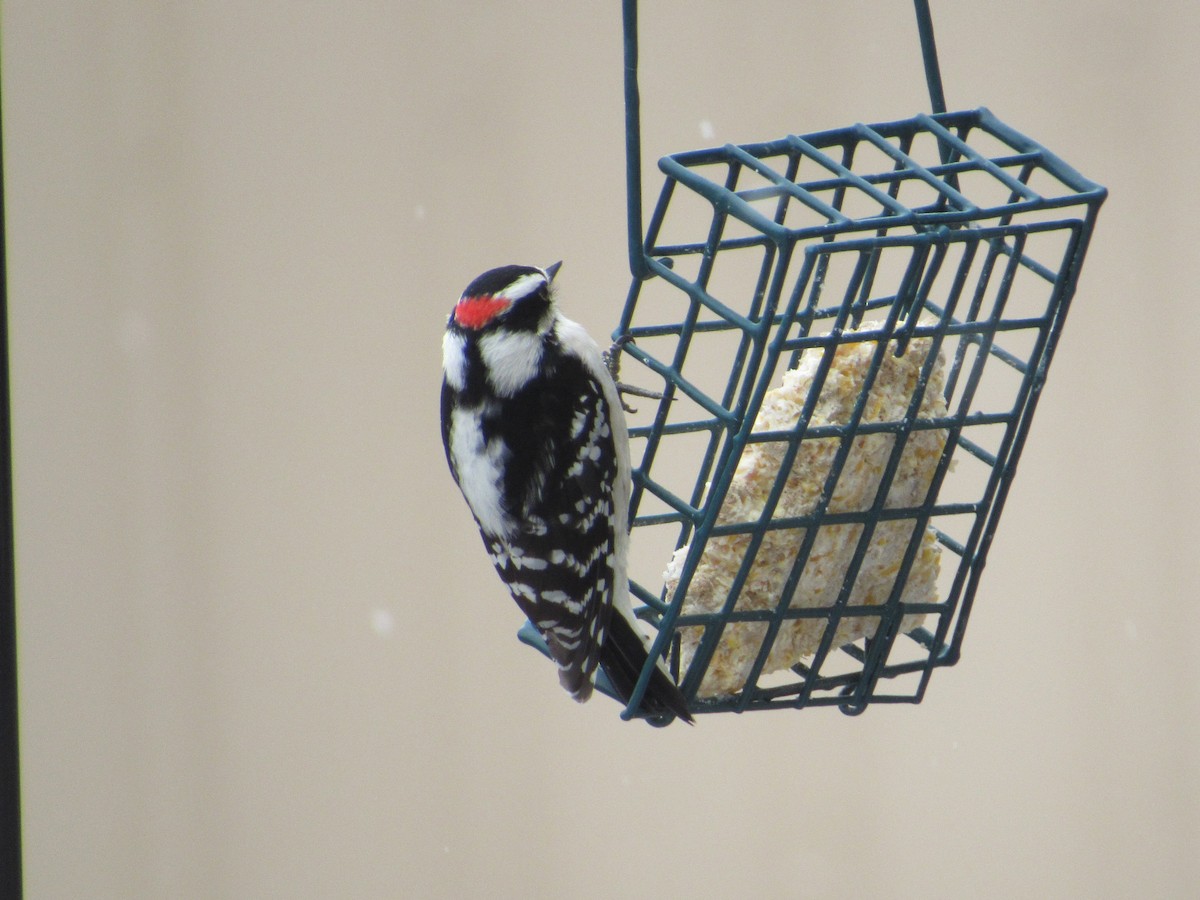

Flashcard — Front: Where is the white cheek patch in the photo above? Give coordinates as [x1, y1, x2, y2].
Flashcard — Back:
[478, 330, 544, 397]
[441, 330, 468, 391]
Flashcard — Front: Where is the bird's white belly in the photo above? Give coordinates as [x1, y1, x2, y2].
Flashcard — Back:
[449, 405, 512, 538]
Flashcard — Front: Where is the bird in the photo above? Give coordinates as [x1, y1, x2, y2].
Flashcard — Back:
[440, 261, 692, 723]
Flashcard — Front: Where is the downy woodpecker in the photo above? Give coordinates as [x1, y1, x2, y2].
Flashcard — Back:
[440, 262, 691, 723]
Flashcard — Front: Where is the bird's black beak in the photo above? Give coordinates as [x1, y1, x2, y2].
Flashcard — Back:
[544, 261, 563, 282]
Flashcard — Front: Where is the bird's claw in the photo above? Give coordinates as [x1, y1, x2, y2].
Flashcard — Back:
[604, 335, 666, 414]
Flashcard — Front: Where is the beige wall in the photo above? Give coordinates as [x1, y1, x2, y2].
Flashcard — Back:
[5, 1, 1197, 897]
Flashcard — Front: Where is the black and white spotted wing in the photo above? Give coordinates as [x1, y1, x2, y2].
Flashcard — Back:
[483, 355, 619, 702]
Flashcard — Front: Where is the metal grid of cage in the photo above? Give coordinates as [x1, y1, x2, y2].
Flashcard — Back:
[517, 1, 1106, 722]
[611, 107, 1105, 717]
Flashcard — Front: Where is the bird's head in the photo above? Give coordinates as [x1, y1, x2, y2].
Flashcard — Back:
[450, 261, 561, 334]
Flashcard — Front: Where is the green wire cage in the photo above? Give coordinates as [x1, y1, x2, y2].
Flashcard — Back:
[523, 0, 1105, 721]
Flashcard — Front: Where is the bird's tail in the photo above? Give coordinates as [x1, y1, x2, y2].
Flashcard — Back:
[600, 610, 694, 725]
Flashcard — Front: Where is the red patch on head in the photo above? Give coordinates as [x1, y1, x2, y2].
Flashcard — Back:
[453, 295, 511, 330]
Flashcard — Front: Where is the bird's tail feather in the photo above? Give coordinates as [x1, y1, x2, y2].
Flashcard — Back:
[600, 611, 694, 725]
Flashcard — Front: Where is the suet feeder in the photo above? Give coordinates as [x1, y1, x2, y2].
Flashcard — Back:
[522, 0, 1105, 721]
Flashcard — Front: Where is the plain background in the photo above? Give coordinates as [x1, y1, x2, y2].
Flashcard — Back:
[5, 1, 1197, 897]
